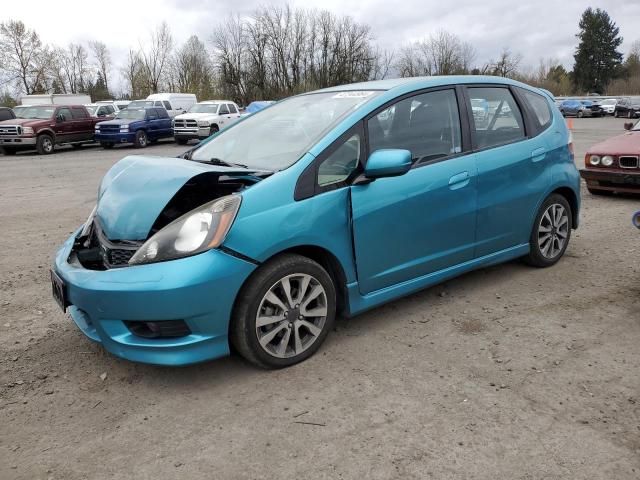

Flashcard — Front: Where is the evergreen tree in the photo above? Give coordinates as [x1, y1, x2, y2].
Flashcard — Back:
[573, 8, 623, 93]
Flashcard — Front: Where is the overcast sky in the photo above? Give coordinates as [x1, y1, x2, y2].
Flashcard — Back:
[3, 0, 640, 91]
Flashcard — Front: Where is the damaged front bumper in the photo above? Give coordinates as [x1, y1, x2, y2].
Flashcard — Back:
[52, 228, 257, 365]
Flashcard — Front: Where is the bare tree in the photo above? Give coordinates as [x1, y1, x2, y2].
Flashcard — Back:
[121, 49, 147, 99]
[56, 43, 92, 93]
[491, 47, 522, 77]
[89, 40, 112, 94]
[396, 30, 476, 77]
[139, 22, 173, 93]
[0, 20, 50, 94]
[170, 35, 215, 99]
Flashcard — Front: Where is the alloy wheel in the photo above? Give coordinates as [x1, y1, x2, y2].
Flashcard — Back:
[43, 137, 53, 152]
[538, 203, 569, 259]
[255, 273, 328, 359]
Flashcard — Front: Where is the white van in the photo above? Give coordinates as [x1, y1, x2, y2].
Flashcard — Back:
[145, 93, 197, 117]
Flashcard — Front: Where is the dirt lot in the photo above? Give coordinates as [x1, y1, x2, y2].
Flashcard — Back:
[1, 117, 639, 480]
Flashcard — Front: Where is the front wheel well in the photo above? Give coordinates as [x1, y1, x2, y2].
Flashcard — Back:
[551, 186, 579, 228]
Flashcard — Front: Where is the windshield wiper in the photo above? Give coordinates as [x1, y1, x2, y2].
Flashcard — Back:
[206, 158, 251, 169]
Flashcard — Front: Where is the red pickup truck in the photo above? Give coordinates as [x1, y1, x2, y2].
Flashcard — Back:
[0, 104, 103, 155]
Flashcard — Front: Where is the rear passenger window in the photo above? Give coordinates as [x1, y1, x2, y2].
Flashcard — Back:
[519, 89, 552, 132]
[71, 107, 88, 119]
[157, 108, 169, 119]
[367, 89, 462, 164]
[468, 87, 525, 149]
[163, 101, 172, 110]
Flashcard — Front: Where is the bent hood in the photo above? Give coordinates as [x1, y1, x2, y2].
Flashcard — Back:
[96, 155, 260, 240]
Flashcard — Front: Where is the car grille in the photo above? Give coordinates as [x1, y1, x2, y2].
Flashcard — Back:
[0, 125, 21, 136]
[91, 220, 142, 268]
[174, 119, 198, 128]
[619, 156, 639, 169]
[98, 124, 121, 133]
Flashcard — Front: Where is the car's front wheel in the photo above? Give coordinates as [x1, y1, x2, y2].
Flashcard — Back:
[134, 130, 148, 148]
[36, 134, 54, 155]
[230, 254, 336, 369]
[524, 194, 572, 267]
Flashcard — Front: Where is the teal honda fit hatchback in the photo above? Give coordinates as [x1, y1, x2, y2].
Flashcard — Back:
[52, 76, 580, 368]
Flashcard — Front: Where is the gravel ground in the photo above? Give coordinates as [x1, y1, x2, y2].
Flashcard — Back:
[1, 118, 639, 480]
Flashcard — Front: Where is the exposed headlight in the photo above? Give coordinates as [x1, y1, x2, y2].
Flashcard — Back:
[22, 127, 34, 134]
[120, 125, 129, 132]
[129, 195, 241, 265]
[80, 205, 97, 237]
[198, 121, 210, 127]
[601, 155, 614, 166]
[589, 155, 601, 166]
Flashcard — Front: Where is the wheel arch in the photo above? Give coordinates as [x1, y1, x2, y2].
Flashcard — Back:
[551, 186, 579, 229]
[37, 129, 55, 140]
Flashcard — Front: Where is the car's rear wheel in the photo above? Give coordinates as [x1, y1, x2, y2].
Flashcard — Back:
[36, 134, 54, 155]
[175, 138, 188, 145]
[524, 194, 572, 268]
[587, 187, 613, 196]
[100, 142, 114, 149]
[134, 130, 148, 148]
[230, 253, 336, 369]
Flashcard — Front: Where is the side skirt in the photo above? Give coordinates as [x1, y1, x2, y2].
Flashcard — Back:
[346, 243, 530, 316]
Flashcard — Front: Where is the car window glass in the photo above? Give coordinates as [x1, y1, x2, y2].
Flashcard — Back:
[468, 87, 525, 149]
[58, 108, 72, 121]
[367, 89, 462, 164]
[228, 104, 238, 114]
[0, 110, 12, 120]
[106, 105, 115, 114]
[163, 101, 172, 110]
[520, 89, 552, 130]
[219, 104, 230, 115]
[318, 134, 361, 187]
[147, 110, 158, 120]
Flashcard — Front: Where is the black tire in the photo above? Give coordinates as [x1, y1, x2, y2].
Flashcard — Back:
[134, 130, 148, 148]
[230, 253, 336, 369]
[524, 194, 572, 268]
[577, 110, 584, 118]
[587, 187, 613, 196]
[1, 147, 17, 155]
[100, 142, 114, 149]
[175, 137, 188, 145]
[209, 125, 219, 136]
[628, 110, 634, 119]
[36, 134, 54, 155]
[614, 110, 619, 118]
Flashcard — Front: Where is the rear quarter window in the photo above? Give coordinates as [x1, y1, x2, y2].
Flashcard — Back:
[518, 88, 552, 133]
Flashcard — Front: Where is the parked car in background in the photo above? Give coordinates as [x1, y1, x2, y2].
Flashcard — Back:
[84, 103, 117, 119]
[0, 107, 16, 121]
[52, 76, 580, 368]
[20, 93, 91, 106]
[241, 101, 275, 117]
[599, 98, 619, 115]
[128, 93, 197, 117]
[173, 100, 242, 144]
[559, 99, 603, 117]
[614, 97, 640, 118]
[94, 107, 173, 148]
[580, 120, 640, 195]
[0, 104, 99, 155]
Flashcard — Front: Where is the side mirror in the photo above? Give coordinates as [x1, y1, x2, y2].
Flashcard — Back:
[624, 122, 633, 131]
[364, 149, 412, 179]
[56, 114, 64, 123]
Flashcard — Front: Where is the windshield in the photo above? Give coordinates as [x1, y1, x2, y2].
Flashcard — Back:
[190, 91, 381, 170]
[188, 103, 219, 114]
[116, 109, 146, 120]
[128, 100, 153, 109]
[15, 106, 55, 119]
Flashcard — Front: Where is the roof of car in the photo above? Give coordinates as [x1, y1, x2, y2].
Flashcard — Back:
[313, 75, 538, 94]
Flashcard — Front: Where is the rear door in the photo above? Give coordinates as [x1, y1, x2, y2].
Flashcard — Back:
[351, 87, 478, 294]
[464, 85, 550, 257]
[227, 103, 241, 124]
[54, 107, 74, 143]
[71, 107, 93, 141]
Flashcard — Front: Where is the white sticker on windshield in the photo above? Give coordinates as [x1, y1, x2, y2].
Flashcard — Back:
[332, 91, 376, 99]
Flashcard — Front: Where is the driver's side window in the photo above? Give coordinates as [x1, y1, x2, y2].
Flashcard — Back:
[317, 133, 361, 187]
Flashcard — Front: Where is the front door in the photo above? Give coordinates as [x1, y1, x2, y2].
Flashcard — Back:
[351, 88, 478, 295]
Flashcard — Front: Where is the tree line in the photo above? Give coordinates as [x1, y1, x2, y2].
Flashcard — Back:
[0, 5, 638, 107]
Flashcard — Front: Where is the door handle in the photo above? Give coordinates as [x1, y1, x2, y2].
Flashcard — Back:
[448, 171, 470, 190]
[531, 147, 546, 162]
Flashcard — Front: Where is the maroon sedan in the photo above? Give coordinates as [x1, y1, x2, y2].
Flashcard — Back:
[580, 121, 640, 195]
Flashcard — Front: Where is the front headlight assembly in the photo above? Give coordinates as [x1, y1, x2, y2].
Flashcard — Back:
[129, 195, 241, 266]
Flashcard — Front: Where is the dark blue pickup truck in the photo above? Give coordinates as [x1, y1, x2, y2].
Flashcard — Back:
[94, 107, 173, 148]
